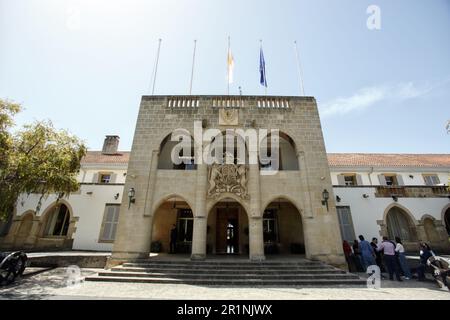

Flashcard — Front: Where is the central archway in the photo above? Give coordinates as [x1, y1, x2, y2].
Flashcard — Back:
[207, 198, 249, 256]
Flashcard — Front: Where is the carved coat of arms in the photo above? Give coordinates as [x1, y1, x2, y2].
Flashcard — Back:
[207, 153, 249, 199]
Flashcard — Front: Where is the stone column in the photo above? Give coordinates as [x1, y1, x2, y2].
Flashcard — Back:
[24, 218, 41, 247]
[248, 148, 265, 261]
[109, 150, 158, 266]
[143, 150, 159, 217]
[297, 151, 314, 219]
[191, 141, 208, 260]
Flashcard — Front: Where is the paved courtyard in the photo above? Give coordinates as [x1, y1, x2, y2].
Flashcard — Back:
[0, 267, 449, 300]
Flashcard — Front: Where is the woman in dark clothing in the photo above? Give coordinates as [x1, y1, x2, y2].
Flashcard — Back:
[352, 240, 364, 272]
[417, 242, 433, 281]
[343, 240, 354, 272]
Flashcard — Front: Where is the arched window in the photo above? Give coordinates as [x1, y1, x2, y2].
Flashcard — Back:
[259, 132, 299, 170]
[158, 133, 196, 170]
[44, 204, 71, 236]
[386, 207, 416, 241]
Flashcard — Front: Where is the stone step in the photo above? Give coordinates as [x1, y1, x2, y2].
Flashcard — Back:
[122, 260, 321, 266]
[121, 263, 330, 270]
[98, 271, 358, 280]
[112, 266, 346, 274]
[85, 276, 366, 286]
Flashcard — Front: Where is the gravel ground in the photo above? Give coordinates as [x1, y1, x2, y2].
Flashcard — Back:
[0, 268, 449, 300]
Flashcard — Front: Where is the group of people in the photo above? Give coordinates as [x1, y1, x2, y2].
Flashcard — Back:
[343, 235, 435, 282]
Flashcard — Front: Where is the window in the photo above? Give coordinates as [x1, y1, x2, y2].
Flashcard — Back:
[100, 204, 120, 242]
[177, 209, 193, 242]
[263, 209, 278, 243]
[336, 206, 356, 242]
[423, 174, 440, 186]
[100, 173, 111, 184]
[384, 175, 398, 186]
[44, 204, 70, 236]
[344, 175, 356, 186]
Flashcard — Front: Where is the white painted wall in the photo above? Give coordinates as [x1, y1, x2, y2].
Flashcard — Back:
[333, 186, 450, 242]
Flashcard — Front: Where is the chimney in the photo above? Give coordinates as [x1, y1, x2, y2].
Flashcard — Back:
[102, 135, 120, 155]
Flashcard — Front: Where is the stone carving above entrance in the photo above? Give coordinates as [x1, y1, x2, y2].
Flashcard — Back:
[207, 153, 249, 199]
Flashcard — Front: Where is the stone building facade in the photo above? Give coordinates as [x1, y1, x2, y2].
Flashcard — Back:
[110, 95, 346, 266]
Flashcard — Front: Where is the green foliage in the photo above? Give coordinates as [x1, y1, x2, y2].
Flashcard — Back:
[0, 99, 86, 220]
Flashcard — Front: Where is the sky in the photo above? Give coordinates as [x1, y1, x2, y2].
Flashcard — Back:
[1, 0, 449, 153]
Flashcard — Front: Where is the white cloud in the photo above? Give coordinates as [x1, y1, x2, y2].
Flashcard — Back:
[320, 81, 435, 117]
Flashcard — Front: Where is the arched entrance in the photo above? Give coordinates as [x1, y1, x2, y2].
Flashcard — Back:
[207, 199, 249, 256]
[385, 206, 417, 241]
[14, 212, 35, 248]
[151, 196, 194, 254]
[262, 198, 305, 254]
[423, 217, 440, 243]
[444, 207, 450, 236]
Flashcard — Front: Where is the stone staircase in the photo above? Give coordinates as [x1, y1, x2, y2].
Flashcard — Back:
[85, 259, 365, 286]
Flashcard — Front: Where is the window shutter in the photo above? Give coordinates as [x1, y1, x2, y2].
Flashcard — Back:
[337, 174, 345, 186]
[355, 174, 363, 186]
[396, 174, 404, 186]
[378, 174, 386, 186]
[92, 173, 99, 183]
[110, 173, 117, 183]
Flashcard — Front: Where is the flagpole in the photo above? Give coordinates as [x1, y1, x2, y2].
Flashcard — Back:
[151, 38, 162, 95]
[189, 40, 197, 95]
[294, 40, 305, 96]
[227, 36, 230, 95]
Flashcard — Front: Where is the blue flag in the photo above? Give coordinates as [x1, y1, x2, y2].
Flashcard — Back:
[259, 47, 267, 87]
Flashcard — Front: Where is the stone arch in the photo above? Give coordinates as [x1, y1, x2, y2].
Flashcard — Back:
[157, 130, 196, 170]
[261, 195, 303, 217]
[421, 215, 441, 243]
[13, 211, 36, 247]
[152, 193, 195, 216]
[383, 203, 418, 241]
[261, 196, 305, 254]
[39, 200, 76, 237]
[259, 130, 299, 170]
[206, 194, 250, 217]
[441, 204, 450, 236]
[203, 130, 250, 165]
[151, 193, 195, 254]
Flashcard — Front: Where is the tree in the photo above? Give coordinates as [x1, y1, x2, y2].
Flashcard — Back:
[0, 99, 87, 220]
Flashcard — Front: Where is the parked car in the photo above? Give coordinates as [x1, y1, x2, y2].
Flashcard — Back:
[0, 251, 28, 286]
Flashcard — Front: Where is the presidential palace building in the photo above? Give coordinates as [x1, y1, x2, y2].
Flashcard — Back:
[1, 95, 449, 267]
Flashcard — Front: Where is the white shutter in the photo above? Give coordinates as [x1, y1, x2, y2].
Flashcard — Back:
[92, 173, 99, 183]
[396, 174, 404, 186]
[110, 173, 117, 183]
[355, 174, 363, 186]
[337, 174, 345, 186]
[378, 174, 386, 186]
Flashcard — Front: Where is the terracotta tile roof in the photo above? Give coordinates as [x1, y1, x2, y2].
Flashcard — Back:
[327, 153, 450, 168]
[81, 151, 130, 165]
[81, 151, 450, 168]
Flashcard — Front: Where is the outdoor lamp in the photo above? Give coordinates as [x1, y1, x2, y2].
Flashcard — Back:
[336, 195, 341, 203]
[321, 189, 329, 211]
[128, 187, 136, 209]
